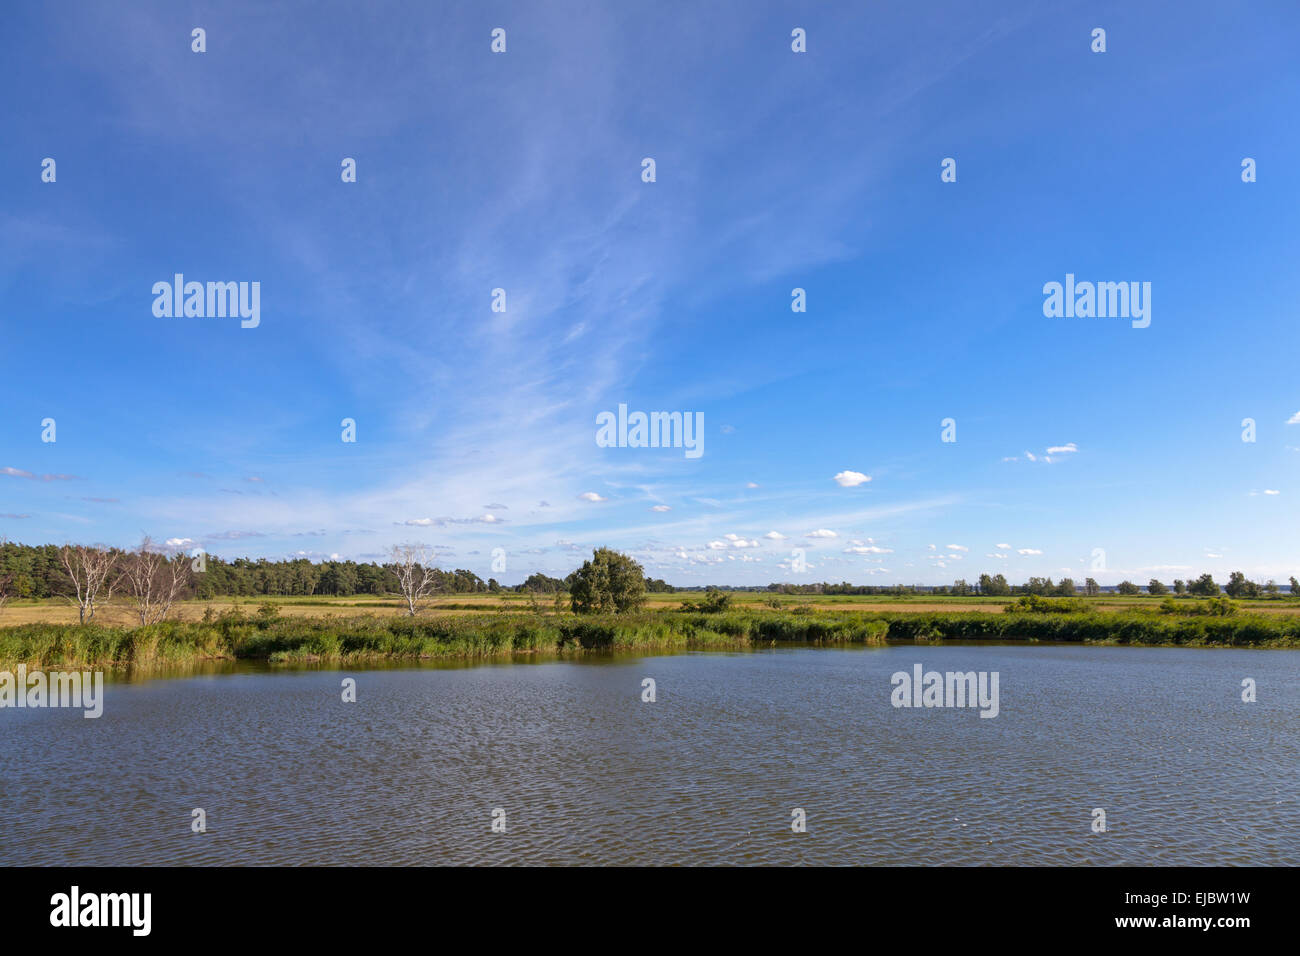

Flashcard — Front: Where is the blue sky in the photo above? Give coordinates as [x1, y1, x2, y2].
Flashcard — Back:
[2, 0, 1299, 586]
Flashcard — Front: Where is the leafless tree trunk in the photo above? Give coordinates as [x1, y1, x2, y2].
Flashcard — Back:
[59, 544, 118, 624]
[121, 536, 192, 625]
[390, 544, 439, 616]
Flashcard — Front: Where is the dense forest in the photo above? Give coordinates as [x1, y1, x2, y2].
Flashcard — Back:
[0, 541, 674, 600]
[0, 541, 1291, 601]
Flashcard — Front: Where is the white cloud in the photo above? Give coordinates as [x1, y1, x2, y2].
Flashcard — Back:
[578, 492, 607, 502]
[1288, 411, 1300, 425]
[746, 482, 759, 489]
[165, 537, 195, 548]
[995, 543, 1011, 550]
[1264, 489, 1280, 495]
[945, 544, 968, 552]
[650, 504, 671, 512]
[1046, 443, 1078, 455]
[764, 531, 786, 540]
[1017, 548, 1043, 555]
[832, 470, 871, 487]
[807, 529, 838, 538]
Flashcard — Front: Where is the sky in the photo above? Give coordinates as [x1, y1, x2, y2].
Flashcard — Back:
[2, 0, 1299, 587]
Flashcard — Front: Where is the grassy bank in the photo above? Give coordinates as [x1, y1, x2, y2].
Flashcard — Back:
[0, 610, 892, 668]
[1, 608, 1297, 669]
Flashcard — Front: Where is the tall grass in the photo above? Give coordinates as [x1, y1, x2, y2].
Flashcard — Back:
[1, 607, 1294, 669]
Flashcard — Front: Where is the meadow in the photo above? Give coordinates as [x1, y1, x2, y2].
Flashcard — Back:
[4, 589, 1300, 627]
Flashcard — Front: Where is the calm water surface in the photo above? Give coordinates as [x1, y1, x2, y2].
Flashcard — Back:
[3, 645, 1297, 865]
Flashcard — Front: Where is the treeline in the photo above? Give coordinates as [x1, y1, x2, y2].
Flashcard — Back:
[0, 541, 673, 601]
[768, 572, 1298, 597]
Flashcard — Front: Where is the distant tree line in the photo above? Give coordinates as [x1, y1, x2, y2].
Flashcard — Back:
[0, 540, 675, 607]
[1, 538, 1292, 612]
[766, 572, 1295, 597]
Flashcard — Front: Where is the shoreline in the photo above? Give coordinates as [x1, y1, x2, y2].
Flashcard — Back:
[3, 608, 1299, 670]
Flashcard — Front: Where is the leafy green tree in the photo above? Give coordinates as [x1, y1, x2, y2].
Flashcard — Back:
[1290, 576, 1300, 595]
[1116, 580, 1141, 595]
[1224, 571, 1259, 599]
[1173, 579, 1186, 595]
[1188, 573, 1219, 597]
[1084, 577, 1100, 597]
[518, 572, 564, 593]
[1055, 578, 1077, 596]
[978, 573, 1010, 596]
[569, 548, 647, 614]
[1147, 579, 1167, 595]
[681, 587, 731, 613]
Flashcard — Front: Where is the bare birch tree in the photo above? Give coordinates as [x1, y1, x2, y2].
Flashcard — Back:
[121, 536, 192, 625]
[389, 544, 439, 616]
[59, 543, 118, 624]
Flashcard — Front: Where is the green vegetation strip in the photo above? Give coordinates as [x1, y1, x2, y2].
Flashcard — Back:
[2, 607, 1298, 668]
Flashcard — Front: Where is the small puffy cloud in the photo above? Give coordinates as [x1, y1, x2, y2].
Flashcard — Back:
[2, 466, 79, 481]
[246, 476, 264, 483]
[833, 470, 871, 487]
[475, 514, 503, 523]
[927, 544, 937, 551]
[746, 482, 759, 489]
[995, 543, 1011, 550]
[1017, 548, 1043, 555]
[404, 518, 435, 526]
[707, 540, 728, 550]
[723, 533, 760, 548]
[1288, 411, 1300, 424]
[845, 539, 893, 554]
[1264, 489, 1280, 495]
[651, 504, 672, 512]
[1046, 443, 1078, 455]
[807, 529, 838, 538]
[166, 537, 195, 548]
[1025, 451, 1037, 462]
[578, 492, 607, 502]
[764, 531, 786, 540]
[945, 544, 968, 552]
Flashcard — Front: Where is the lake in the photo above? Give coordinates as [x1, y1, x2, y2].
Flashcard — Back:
[3, 644, 1297, 865]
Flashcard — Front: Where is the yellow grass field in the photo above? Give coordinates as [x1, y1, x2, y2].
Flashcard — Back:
[3, 591, 1298, 626]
